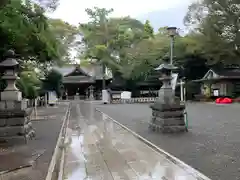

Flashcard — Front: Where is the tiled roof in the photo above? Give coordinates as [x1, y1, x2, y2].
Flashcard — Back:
[53, 64, 112, 80]
[212, 68, 240, 77]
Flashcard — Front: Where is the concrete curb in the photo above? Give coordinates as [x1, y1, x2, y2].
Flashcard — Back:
[57, 106, 72, 180]
[96, 108, 211, 180]
[45, 102, 71, 180]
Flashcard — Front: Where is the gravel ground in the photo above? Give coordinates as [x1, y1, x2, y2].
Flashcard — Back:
[97, 102, 240, 180]
[0, 102, 70, 180]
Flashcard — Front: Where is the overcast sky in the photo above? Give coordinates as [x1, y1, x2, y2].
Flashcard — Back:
[49, 0, 194, 25]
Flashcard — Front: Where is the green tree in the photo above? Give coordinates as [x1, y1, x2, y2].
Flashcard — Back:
[184, 0, 240, 65]
[80, 7, 114, 89]
[79, 8, 157, 81]
[48, 19, 78, 63]
[16, 71, 42, 99]
[144, 20, 154, 38]
[0, 0, 65, 64]
[42, 69, 63, 97]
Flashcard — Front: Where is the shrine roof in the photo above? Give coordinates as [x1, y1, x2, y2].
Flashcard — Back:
[193, 67, 240, 82]
[53, 64, 112, 80]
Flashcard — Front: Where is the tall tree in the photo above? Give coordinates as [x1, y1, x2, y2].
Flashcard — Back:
[0, 0, 65, 64]
[144, 20, 154, 38]
[184, 0, 240, 65]
[42, 69, 63, 97]
[82, 7, 114, 89]
[79, 8, 158, 80]
[48, 19, 78, 63]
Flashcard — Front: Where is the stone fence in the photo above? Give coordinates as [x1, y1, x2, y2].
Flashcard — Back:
[111, 97, 157, 104]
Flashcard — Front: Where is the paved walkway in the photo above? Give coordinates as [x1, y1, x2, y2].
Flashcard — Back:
[63, 102, 210, 180]
[97, 103, 240, 180]
[0, 101, 70, 180]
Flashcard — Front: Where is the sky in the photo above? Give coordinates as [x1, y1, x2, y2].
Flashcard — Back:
[49, 0, 194, 26]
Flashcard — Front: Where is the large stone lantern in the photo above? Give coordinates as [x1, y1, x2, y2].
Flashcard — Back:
[149, 61, 187, 133]
[0, 50, 35, 143]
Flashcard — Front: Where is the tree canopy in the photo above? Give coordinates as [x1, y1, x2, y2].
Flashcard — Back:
[0, 0, 68, 64]
[0, 0, 75, 97]
[79, 7, 162, 80]
[78, 6, 229, 84]
[184, 0, 240, 65]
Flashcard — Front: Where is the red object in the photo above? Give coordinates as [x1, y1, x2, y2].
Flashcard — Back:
[215, 97, 233, 104]
[215, 98, 220, 103]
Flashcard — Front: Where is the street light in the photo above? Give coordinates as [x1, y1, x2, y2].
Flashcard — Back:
[167, 27, 177, 65]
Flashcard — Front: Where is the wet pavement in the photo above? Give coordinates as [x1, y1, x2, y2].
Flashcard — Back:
[97, 103, 240, 180]
[0, 102, 70, 180]
[63, 101, 210, 180]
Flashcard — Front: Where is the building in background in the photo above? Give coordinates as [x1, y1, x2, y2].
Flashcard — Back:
[193, 67, 240, 99]
[54, 63, 112, 100]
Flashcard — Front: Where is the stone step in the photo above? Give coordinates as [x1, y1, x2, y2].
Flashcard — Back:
[153, 111, 184, 118]
[0, 123, 33, 137]
[0, 130, 35, 143]
[0, 117, 29, 127]
[151, 119, 185, 126]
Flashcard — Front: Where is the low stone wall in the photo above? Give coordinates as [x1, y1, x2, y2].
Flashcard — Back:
[111, 97, 157, 104]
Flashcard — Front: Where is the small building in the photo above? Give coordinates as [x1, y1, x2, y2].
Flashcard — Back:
[54, 64, 112, 99]
[193, 67, 240, 98]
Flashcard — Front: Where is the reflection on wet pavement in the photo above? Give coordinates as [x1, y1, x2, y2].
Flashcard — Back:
[63, 102, 210, 180]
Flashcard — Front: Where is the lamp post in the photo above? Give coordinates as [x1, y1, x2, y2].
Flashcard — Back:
[167, 27, 177, 97]
[167, 27, 177, 66]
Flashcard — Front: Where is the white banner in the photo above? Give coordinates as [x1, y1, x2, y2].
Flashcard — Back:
[171, 73, 178, 90]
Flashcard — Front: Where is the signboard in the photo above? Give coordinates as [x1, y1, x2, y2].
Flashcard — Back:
[121, 91, 131, 100]
[112, 94, 121, 99]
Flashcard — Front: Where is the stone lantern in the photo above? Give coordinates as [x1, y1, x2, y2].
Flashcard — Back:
[89, 85, 94, 100]
[149, 61, 187, 133]
[0, 50, 35, 143]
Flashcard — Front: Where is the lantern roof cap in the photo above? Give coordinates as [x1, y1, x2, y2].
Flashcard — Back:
[155, 63, 178, 71]
[0, 50, 19, 67]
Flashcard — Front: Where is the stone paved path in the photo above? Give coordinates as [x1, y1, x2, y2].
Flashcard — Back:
[63, 101, 210, 180]
[0, 101, 70, 180]
[97, 102, 240, 180]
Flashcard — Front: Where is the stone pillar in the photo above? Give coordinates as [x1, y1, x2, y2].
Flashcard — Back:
[149, 63, 187, 133]
[89, 85, 94, 100]
[0, 50, 35, 143]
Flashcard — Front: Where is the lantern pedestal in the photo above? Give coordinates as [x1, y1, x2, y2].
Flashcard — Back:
[1, 91, 22, 101]
[149, 63, 187, 133]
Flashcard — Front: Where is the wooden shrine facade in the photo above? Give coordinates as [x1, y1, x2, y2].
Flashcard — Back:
[54, 64, 112, 100]
[193, 67, 240, 98]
